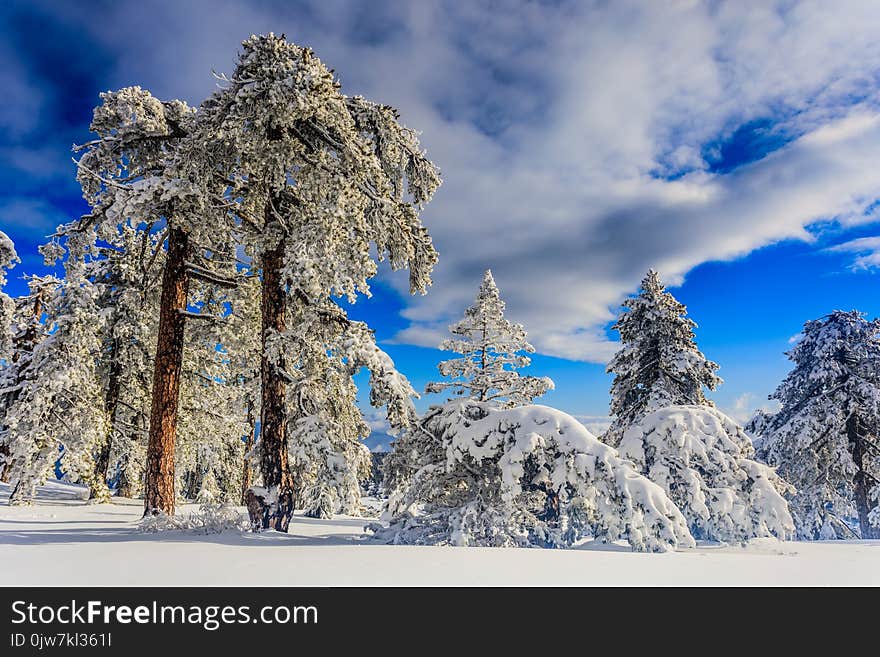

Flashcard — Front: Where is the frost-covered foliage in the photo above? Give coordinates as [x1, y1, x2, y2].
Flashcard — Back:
[42, 223, 165, 498]
[284, 300, 413, 518]
[176, 282, 248, 503]
[374, 400, 695, 552]
[756, 311, 880, 539]
[0, 231, 18, 361]
[191, 33, 441, 300]
[619, 406, 794, 543]
[1, 265, 110, 505]
[73, 86, 208, 243]
[605, 270, 721, 446]
[425, 270, 554, 408]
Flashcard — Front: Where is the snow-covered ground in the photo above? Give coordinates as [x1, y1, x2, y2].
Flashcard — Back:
[1, 481, 878, 586]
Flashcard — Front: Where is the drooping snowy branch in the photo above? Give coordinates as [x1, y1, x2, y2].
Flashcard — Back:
[619, 405, 794, 543]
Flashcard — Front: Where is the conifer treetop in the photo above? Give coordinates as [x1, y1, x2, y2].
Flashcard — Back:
[426, 269, 554, 408]
[605, 269, 721, 443]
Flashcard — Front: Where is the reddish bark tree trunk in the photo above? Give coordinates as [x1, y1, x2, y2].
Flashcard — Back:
[246, 236, 295, 532]
[143, 227, 190, 516]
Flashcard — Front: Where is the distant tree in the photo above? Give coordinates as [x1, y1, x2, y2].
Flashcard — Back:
[191, 34, 441, 531]
[42, 222, 166, 499]
[176, 281, 248, 503]
[605, 270, 721, 446]
[756, 311, 880, 539]
[373, 400, 695, 552]
[425, 270, 554, 408]
[619, 405, 794, 543]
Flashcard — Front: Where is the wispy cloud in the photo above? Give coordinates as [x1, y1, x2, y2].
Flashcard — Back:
[828, 236, 880, 271]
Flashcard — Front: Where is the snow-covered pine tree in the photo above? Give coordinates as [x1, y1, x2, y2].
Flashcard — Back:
[756, 310, 880, 539]
[218, 267, 262, 505]
[72, 85, 236, 515]
[425, 269, 554, 408]
[190, 34, 441, 531]
[41, 222, 166, 499]
[2, 251, 110, 504]
[619, 405, 794, 543]
[605, 270, 722, 446]
[372, 400, 695, 552]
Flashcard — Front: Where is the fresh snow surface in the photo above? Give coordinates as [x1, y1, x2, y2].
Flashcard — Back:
[1, 481, 878, 586]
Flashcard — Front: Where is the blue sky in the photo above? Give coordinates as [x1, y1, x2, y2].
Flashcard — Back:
[2, 0, 880, 446]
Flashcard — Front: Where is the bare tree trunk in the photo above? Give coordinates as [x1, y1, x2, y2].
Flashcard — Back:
[144, 228, 190, 516]
[240, 395, 257, 505]
[91, 336, 121, 499]
[246, 236, 295, 532]
[849, 410, 878, 539]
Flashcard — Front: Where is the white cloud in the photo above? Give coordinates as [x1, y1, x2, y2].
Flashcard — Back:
[573, 415, 612, 438]
[0, 198, 69, 233]
[724, 392, 781, 425]
[828, 236, 880, 270]
[24, 0, 880, 362]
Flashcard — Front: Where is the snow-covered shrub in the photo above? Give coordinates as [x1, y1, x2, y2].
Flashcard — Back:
[619, 405, 794, 543]
[373, 400, 695, 552]
[139, 499, 247, 534]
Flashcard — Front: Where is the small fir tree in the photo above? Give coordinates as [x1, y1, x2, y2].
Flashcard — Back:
[425, 270, 554, 408]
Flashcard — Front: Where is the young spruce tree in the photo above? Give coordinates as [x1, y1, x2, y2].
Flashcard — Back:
[605, 269, 721, 446]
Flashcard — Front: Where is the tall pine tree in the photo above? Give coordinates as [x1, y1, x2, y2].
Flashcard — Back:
[190, 34, 441, 531]
[605, 270, 721, 446]
[756, 310, 880, 539]
[425, 270, 554, 408]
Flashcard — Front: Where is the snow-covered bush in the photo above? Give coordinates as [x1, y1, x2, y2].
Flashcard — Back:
[619, 406, 794, 543]
[139, 499, 247, 534]
[373, 400, 695, 552]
